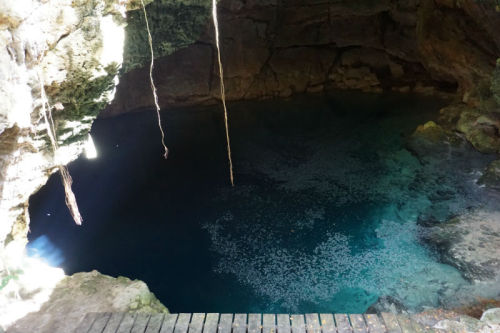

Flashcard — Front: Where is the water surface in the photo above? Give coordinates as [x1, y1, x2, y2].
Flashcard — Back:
[28, 92, 494, 313]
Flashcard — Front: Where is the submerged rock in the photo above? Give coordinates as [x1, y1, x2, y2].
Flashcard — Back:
[365, 295, 408, 314]
[422, 210, 500, 281]
[479, 160, 500, 190]
[8, 270, 167, 333]
[406, 119, 470, 162]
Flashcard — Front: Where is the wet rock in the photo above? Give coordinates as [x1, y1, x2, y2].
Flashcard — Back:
[423, 209, 500, 281]
[8, 270, 167, 333]
[366, 295, 408, 314]
[457, 109, 500, 154]
[415, 307, 500, 332]
[478, 160, 500, 190]
[406, 120, 466, 161]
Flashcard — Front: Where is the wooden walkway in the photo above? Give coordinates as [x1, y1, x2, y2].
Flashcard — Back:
[74, 313, 440, 333]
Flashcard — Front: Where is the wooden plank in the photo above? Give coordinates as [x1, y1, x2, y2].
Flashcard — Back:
[88, 313, 111, 333]
[233, 314, 247, 333]
[189, 313, 206, 333]
[131, 313, 151, 333]
[75, 313, 100, 333]
[145, 314, 165, 333]
[277, 314, 291, 333]
[305, 314, 320, 333]
[263, 314, 276, 333]
[290, 315, 305, 333]
[380, 313, 401, 333]
[363, 314, 385, 333]
[218, 314, 233, 333]
[248, 314, 262, 333]
[334, 314, 351, 333]
[103, 313, 126, 333]
[319, 314, 335, 333]
[160, 314, 179, 333]
[117, 313, 137, 333]
[349, 315, 367, 333]
[174, 314, 192, 333]
[203, 313, 219, 333]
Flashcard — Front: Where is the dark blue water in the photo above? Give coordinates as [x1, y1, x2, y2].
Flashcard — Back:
[28, 92, 494, 313]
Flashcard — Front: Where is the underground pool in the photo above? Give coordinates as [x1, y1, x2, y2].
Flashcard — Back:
[27, 92, 497, 314]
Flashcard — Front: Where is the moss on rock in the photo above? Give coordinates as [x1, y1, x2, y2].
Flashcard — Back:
[478, 159, 500, 189]
[457, 109, 500, 153]
[42, 63, 119, 146]
[123, 0, 211, 72]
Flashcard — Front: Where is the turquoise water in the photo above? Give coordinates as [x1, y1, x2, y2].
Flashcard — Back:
[28, 92, 494, 313]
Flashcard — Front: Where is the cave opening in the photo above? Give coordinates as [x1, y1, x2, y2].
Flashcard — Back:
[3, 0, 500, 330]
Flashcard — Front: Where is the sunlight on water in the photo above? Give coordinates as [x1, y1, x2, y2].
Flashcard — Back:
[27, 235, 64, 267]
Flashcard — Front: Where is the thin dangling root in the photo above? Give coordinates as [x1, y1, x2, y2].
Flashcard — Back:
[39, 73, 83, 225]
[140, 0, 169, 159]
[212, 0, 235, 186]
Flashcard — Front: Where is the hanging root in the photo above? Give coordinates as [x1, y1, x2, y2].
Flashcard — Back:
[39, 74, 83, 225]
[140, 0, 169, 159]
[212, 0, 235, 186]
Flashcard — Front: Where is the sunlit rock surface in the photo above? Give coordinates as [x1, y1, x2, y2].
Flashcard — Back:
[0, 1, 140, 328]
[412, 308, 500, 333]
[0, 0, 127, 270]
[7, 270, 167, 333]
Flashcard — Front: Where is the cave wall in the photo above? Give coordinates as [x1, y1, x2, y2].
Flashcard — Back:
[0, 0, 148, 269]
[105, 0, 500, 117]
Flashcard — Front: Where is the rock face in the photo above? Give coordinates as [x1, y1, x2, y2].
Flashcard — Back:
[0, 0, 128, 271]
[7, 270, 167, 333]
[423, 209, 500, 281]
[104, 0, 500, 116]
[479, 160, 500, 190]
[411, 307, 500, 333]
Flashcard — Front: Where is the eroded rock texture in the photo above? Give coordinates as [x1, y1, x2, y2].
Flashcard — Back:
[0, 0, 129, 271]
[423, 209, 500, 281]
[105, 0, 500, 116]
[7, 270, 167, 333]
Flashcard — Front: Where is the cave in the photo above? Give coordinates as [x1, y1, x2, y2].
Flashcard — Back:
[2, 0, 500, 332]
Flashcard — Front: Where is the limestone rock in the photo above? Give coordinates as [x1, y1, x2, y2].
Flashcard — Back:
[480, 308, 500, 326]
[8, 270, 167, 333]
[107, 0, 500, 115]
[407, 120, 467, 162]
[423, 209, 500, 281]
[0, 0, 129, 283]
[457, 109, 500, 153]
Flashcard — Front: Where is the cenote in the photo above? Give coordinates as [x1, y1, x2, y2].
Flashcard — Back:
[28, 92, 496, 314]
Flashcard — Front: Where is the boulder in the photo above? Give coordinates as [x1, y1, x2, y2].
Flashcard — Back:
[457, 110, 500, 154]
